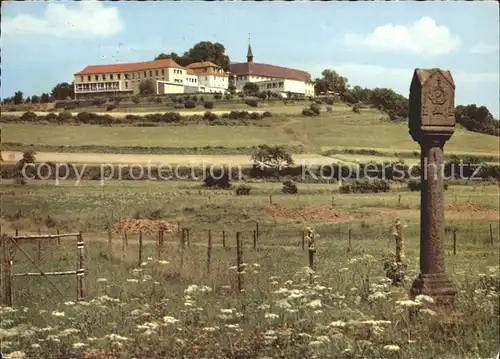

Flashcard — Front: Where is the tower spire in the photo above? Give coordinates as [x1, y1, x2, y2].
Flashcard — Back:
[247, 33, 253, 63]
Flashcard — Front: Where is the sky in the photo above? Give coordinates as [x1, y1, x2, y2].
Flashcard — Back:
[2, 1, 499, 117]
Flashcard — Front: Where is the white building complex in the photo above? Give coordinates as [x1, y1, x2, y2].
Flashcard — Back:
[229, 44, 315, 98]
[73, 43, 314, 99]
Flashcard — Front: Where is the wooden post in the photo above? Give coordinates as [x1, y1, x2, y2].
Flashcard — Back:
[181, 228, 186, 249]
[207, 230, 212, 274]
[77, 232, 85, 301]
[179, 229, 185, 270]
[308, 236, 315, 282]
[222, 230, 226, 249]
[107, 224, 112, 253]
[301, 231, 305, 250]
[37, 228, 41, 262]
[138, 231, 143, 267]
[15, 229, 18, 237]
[186, 228, 190, 247]
[253, 230, 257, 251]
[57, 228, 61, 245]
[338, 223, 341, 235]
[124, 230, 128, 250]
[236, 232, 243, 293]
[256, 222, 259, 242]
[332, 195, 334, 206]
[453, 229, 457, 256]
[490, 224, 493, 246]
[269, 195, 273, 205]
[3, 235, 13, 307]
[347, 228, 352, 253]
[398, 194, 402, 206]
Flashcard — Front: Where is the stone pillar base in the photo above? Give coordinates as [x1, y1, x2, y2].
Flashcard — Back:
[410, 273, 456, 306]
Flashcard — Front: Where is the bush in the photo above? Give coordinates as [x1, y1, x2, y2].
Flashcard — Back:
[326, 106, 333, 112]
[184, 100, 196, 109]
[339, 179, 390, 194]
[310, 103, 321, 115]
[235, 185, 252, 196]
[106, 105, 116, 111]
[132, 97, 141, 104]
[92, 98, 106, 106]
[282, 180, 298, 194]
[58, 111, 73, 122]
[314, 99, 323, 104]
[228, 111, 250, 120]
[203, 168, 231, 189]
[325, 98, 334, 105]
[407, 179, 421, 191]
[64, 102, 78, 110]
[203, 111, 219, 122]
[192, 95, 198, 102]
[204, 101, 214, 109]
[20, 111, 37, 122]
[173, 104, 184, 110]
[263, 111, 272, 118]
[245, 99, 259, 107]
[154, 97, 163, 104]
[352, 103, 361, 114]
[250, 112, 262, 120]
[214, 94, 222, 100]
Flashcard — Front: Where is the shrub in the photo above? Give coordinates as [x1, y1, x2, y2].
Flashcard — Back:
[282, 180, 298, 194]
[125, 114, 142, 122]
[325, 98, 334, 105]
[173, 104, 184, 110]
[310, 103, 321, 115]
[204, 101, 214, 109]
[177, 97, 185, 103]
[184, 100, 196, 109]
[106, 104, 116, 111]
[245, 99, 259, 107]
[407, 179, 421, 191]
[92, 98, 106, 106]
[162, 112, 182, 123]
[20, 111, 37, 122]
[132, 97, 141, 104]
[75, 112, 94, 123]
[64, 102, 78, 110]
[225, 94, 232, 100]
[58, 111, 73, 122]
[154, 97, 163, 104]
[314, 99, 323, 104]
[339, 179, 390, 194]
[228, 111, 250, 120]
[263, 111, 273, 118]
[214, 94, 222, 100]
[203, 168, 231, 189]
[302, 108, 315, 116]
[352, 103, 361, 114]
[235, 185, 252, 196]
[326, 106, 333, 112]
[203, 111, 219, 122]
[44, 113, 58, 122]
[250, 112, 262, 120]
[192, 95, 198, 102]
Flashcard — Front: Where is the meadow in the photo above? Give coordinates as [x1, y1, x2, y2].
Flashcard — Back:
[0, 179, 498, 358]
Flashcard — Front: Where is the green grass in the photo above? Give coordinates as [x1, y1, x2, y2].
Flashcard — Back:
[0, 180, 498, 359]
[3, 108, 497, 156]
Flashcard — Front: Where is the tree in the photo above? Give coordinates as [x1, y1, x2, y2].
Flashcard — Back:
[314, 79, 328, 96]
[243, 82, 259, 96]
[251, 145, 294, 171]
[51, 82, 75, 101]
[13, 91, 24, 105]
[14, 151, 36, 185]
[455, 104, 499, 136]
[369, 88, 408, 120]
[40, 93, 51, 103]
[31, 95, 40, 103]
[25, 96, 31, 103]
[228, 84, 236, 95]
[139, 79, 156, 96]
[317, 70, 349, 95]
[154, 52, 182, 62]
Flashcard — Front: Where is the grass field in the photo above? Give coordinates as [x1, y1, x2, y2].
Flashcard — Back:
[0, 180, 498, 358]
[2, 108, 498, 157]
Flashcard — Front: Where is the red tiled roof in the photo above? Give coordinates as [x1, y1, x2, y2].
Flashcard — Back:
[74, 59, 184, 75]
[186, 61, 220, 69]
[186, 69, 198, 76]
[229, 62, 312, 83]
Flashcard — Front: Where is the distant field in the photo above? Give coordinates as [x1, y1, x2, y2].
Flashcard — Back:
[2, 107, 498, 157]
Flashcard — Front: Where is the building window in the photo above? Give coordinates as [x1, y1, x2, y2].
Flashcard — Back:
[205, 77, 207, 80]
[125, 81, 128, 89]
[162, 69, 164, 75]
[155, 70, 158, 76]
[144, 71, 147, 77]
[125, 73, 129, 80]
[87, 76, 91, 81]
[80, 76, 83, 82]
[118, 74, 121, 80]
[110, 74, 114, 80]
[149, 70, 152, 77]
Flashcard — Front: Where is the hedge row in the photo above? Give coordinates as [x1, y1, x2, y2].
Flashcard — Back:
[2, 161, 497, 182]
[0, 110, 274, 125]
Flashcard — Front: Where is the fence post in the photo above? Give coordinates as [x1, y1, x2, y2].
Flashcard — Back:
[138, 231, 143, 267]
[15, 229, 18, 237]
[398, 194, 402, 206]
[77, 232, 85, 301]
[124, 230, 128, 250]
[107, 224, 112, 253]
[253, 230, 257, 250]
[236, 232, 243, 293]
[347, 228, 352, 253]
[269, 195, 273, 205]
[37, 228, 42, 262]
[453, 229, 457, 256]
[308, 234, 315, 282]
[301, 231, 305, 250]
[186, 228, 190, 247]
[332, 195, 334, 206]
[207, 230, 212, 274]
[180, 229, 185, 270]
[3, 235, 13, 307]
[490, 224, 494, 246]
[256, 222, 259, 242]
[222, 230, 226, 249]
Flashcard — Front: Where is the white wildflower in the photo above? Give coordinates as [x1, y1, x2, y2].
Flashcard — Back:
[367, 292, 387, 301]
[72, 342, 86, 349]
[257, 304, 270, 311]
[415, 294, 434, 304]
[383, 344, 401, 352]
[51, 311, 65, 317]
[126, 279, 139, 283]
[265, 312, 279, 320]
[306, 299, 322, 309]
[31, 344, 41, 349]
[158, 260, 169, 265]
[419, 308, 437, 316]
[163, 316, 180, 325]
[97, 278, 107, 283]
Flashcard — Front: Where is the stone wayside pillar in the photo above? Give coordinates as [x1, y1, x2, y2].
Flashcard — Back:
[408, 68, 456, 306]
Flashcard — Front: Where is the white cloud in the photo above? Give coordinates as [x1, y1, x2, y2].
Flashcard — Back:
[2, 2, 123, 38]
[344, 17, 460, 56]
[470, 43, 499, 54]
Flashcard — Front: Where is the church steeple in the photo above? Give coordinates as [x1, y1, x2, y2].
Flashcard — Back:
[247, 34, 253, 63]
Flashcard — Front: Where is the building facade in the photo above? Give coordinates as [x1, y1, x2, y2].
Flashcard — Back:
[73, 59, 229, 99]
[229, 44, 315, 97]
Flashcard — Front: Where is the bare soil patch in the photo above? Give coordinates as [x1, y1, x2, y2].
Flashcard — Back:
[264, 204, 352, 222]
[114, 219, 178, 235]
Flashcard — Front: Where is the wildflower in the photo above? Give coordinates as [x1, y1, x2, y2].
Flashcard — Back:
[64, 301, 75, 306]
[126, 279, 139, 283]
[253, 263, 261, 267]
[59, 328, 80, 336]
[105, 334, 129, 341]
[225, 324, 239, 329]
[73, 342, 86, 349]
[228, 266, 237, 270]
[415, 294, 434, 304]
[184, 285, 212, 294]
[3, 351, 26, 359]
[329, 320, 347, 328]
[298, 332, 312, 339]
[338, 267, 349, 272]
[140, 262, 147, 267]
[286, 308, 298, 313]
[274, 287, 289, 294]
[158, 260, 169, 265]
[257, 304, 270, 310]
[147, 257, 153, 261]
[275, 299, 292, 309]
[265, 312, 279, 320]
[97, 278, 107, 283]
[31, 344, 41, 349]
[132, 268, 142, 273]
[51, 311, 65, 317]
[142, 274, 152, 281]
[202, 327, 218, 332]
[270, 281, 279, 285]
[396, 299, 422, 308]
[314, 310, 323, 314]
[220, 308, 234, 314]
[163, 316, 180, 325]
[383, 344, 401, 352]
[307, 299, 322, 309]
[367, 292, 387, 301]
